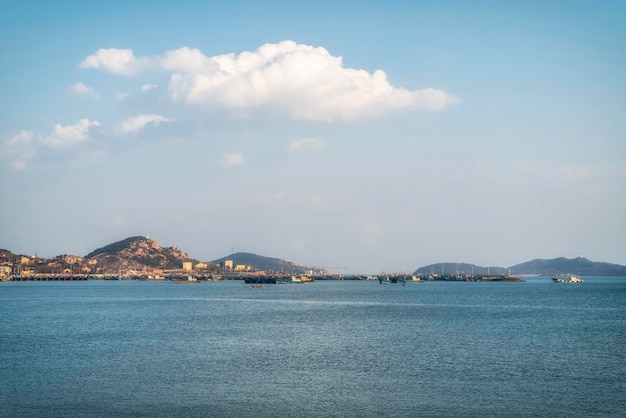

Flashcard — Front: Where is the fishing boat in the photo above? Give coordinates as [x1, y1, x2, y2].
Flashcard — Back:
[552, 274, 583, 283]
[378, 275, 391, 284]
[378, 274, 421, 284]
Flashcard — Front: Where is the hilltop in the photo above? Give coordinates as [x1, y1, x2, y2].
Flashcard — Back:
[0, 238, 323, 277]
[0, 248, 21, 263]
[413, 257, 626, 277]
[508, 257, 626, 276]
[212, 252, 323, 275]
[414, 263, 507, 276]
[84, 236, 199, 273]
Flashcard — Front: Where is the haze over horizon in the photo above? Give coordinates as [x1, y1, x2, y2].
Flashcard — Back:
[1, 1, 625, 274]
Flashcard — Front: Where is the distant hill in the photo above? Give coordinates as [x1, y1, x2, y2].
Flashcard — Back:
[85, 236, 197, 272]
[212, 252, 321, 274]
[414, 257, 626, 277]
[414, 262, 506, 276]
[509, 257, 626, 276]
[0, 248, 23, 263]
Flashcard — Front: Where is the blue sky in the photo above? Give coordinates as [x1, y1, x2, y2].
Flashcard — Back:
[1, 0, 625, 273]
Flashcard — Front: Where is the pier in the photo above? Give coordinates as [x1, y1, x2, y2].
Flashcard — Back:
[9, 274, 90, 281]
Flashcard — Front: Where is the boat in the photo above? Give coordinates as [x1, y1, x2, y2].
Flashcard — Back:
[244, 276, 278, 284]
[378, 274, 422, 284]
[244, 274, 309, 285]
[378, 275, 391, 284]
[251, 284, 265, 288]
[552, 274, 583, 283]
[406, 275, 422, 283]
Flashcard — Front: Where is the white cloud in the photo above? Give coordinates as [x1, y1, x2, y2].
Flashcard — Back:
[78, 48, 155, 75]
[222, 152, 244, 166]
[139, 84, 157, 92]
[69, 82, 99, 100]
[116, 114, 173, 134]
[288, 138, 328, 154]
[5, 130, 33, 147]
[41, 119, 100, 147]
[80, 41, 459, 121]
[2, 130, 36, 170]
[115, 93, 128, 101]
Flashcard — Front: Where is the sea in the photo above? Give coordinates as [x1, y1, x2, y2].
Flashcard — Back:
[1, 277, 625, 417]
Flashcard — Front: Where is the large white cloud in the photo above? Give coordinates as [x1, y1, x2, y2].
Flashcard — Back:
[116, 114, 173, 134]
[41, 119, 100, 147]
[80, 41, 459, 121]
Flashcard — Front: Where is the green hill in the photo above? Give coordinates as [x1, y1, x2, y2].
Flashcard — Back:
[509, 257, 626, 276]
[212, 252, 320, 274]
[415, 257, 626, 277]
[414, 262, 506, 276]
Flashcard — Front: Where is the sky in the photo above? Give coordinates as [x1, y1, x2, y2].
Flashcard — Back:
[1, 0, 625, 274]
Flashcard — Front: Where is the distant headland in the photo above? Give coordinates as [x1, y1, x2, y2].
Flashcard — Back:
[1, 236, 625, 281]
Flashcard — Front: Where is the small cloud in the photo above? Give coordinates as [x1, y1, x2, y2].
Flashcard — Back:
[1, 130, 36, 170]
[5, 129, 33, 147]
[79, 48, 155, 75]
[288, 138, 328, 154]
[115, 93, 128, 102]
[69, 82, 99, 100]
[116, 114, 173, 134]
[222, 152, 244, 166]
[139, 84, 157, 92]
[40, 119, 101, 147]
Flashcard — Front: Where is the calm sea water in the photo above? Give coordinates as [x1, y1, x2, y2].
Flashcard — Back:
[1, 278, 625, 417]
